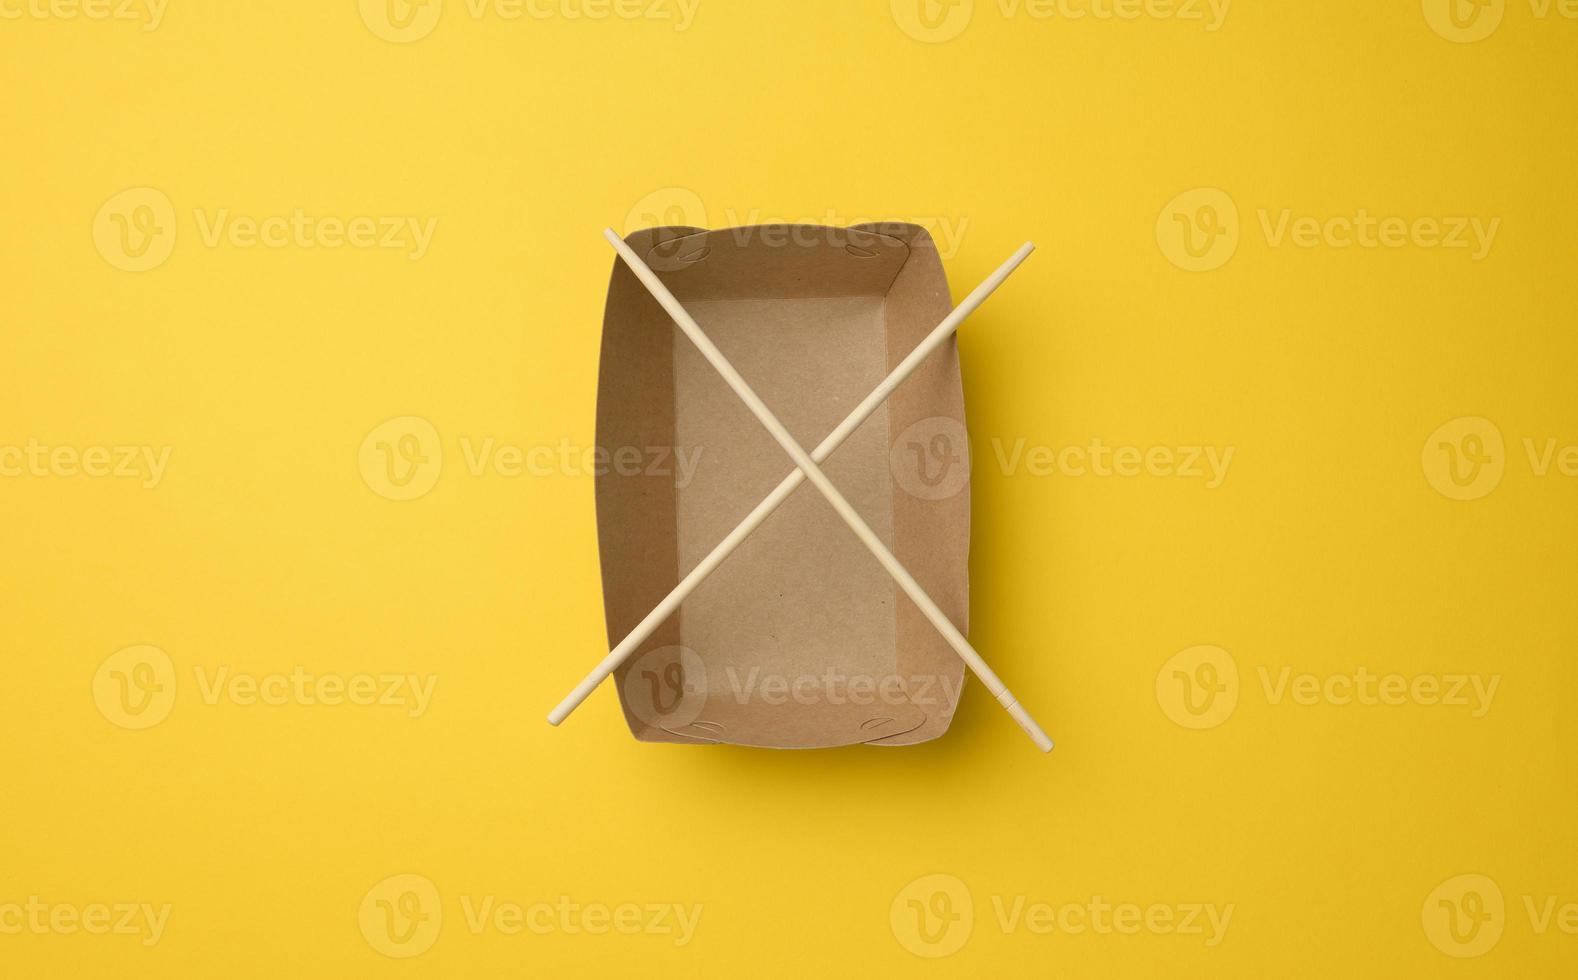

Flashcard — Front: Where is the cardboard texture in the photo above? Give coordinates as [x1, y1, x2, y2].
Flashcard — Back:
[595, 223, 970, 748]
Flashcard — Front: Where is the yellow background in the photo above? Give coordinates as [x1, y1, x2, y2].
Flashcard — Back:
[3, 0, 1575, 975]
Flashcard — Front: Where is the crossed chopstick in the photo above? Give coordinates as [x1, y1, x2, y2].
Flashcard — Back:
[548, 229, 1052, 752]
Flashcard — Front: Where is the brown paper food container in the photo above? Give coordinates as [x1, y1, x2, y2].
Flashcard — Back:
[594, 223, 970, 748]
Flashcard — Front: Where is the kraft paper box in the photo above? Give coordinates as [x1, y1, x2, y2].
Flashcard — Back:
[595, 223, 970, 748]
